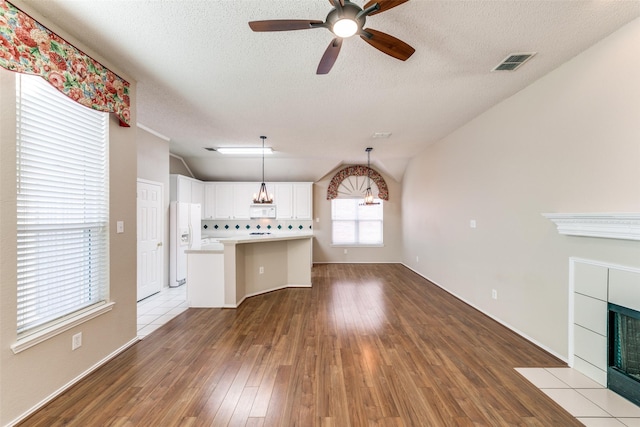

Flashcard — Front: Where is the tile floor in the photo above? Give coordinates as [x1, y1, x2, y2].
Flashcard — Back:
[516, 367, 640, 426]
[136, 285, 188, 338]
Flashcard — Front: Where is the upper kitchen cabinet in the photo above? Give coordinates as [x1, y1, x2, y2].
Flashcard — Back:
[274, 183, 293, 219]
[203, 183, 216, 219]
[170, 174, 204, 207]
[202, 181, 312, 220]
[293, 183, 312, 220]
[271, 182, 312, 220]
[232, 183, 256, 219]
[207, 183, 257, 219]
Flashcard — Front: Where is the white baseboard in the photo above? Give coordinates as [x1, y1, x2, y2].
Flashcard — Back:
[221, 283, 313, 308]
[8, 337, 140, 427]
[313, 261, 403, 264]
[401, 263, 568, 364]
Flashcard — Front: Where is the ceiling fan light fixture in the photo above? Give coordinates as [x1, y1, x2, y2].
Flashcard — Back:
[333, 18, 358, 38]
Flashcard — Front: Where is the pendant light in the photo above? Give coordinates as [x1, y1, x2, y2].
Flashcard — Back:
[361, 147, 380, 206]
[253, 136, 274, 204]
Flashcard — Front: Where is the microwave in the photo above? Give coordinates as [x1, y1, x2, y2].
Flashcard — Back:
[249, 205, 277, 219]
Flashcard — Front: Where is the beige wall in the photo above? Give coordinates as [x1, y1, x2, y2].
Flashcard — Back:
[137, 128, 171, 287]
[313, 169, 403, 263]
[401, 18, 640, 359]
[0, 2, 138, 424]
[170, 154, 193, 176]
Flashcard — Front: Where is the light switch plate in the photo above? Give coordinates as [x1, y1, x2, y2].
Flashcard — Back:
[116, 221, 124, 233]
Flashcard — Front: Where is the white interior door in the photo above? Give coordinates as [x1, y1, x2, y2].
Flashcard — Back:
[137, 179, 163, 301]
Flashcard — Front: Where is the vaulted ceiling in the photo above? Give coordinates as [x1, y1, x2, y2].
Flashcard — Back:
[22, 0, 640, 182]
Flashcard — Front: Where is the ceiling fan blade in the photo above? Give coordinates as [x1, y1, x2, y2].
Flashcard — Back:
[248, 20, 324, 32]
[363, 0, 409, 15]
[328, 0, 344, 7]
[360, 28, 415, 61]
[317, 38, 343, 74]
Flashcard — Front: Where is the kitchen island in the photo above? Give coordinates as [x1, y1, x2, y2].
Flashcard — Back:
[185, 234, 313, 308]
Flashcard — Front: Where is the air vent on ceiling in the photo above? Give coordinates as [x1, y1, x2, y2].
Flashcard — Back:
[492, 52, 536, 71]
[204, 147, 216, 152]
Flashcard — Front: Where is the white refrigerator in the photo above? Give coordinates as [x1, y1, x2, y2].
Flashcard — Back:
[169, 202, 201, 287]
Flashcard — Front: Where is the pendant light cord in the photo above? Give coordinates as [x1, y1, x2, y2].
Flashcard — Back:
[261, 136, 266, 183]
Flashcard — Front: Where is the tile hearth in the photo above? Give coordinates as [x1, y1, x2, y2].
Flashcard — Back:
[516, 367, 640, 426]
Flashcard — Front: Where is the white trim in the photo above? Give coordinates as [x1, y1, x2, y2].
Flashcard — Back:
[542, 213, 640, 241]
[11, 302, 115, 354]
[137, 122, 170, 141]
[169, 153, 195, 178]
[401, 263, 567, 363]
[313, 261, 402, 264]
[8, 337, 139, 427]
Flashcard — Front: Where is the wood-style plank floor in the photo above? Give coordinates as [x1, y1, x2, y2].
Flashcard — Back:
[20, 264, 581, 426]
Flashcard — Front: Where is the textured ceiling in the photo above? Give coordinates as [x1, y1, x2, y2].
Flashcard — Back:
[21, 0, 640, 182]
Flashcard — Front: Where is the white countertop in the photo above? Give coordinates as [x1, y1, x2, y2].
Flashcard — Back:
[187, 233, 313, 254]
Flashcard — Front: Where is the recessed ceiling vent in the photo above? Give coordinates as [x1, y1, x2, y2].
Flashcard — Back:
[204, 147, 216, 152]
[492, 52, 536, 71]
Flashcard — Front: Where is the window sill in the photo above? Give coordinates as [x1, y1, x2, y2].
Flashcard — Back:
[11, 302, 115, 354]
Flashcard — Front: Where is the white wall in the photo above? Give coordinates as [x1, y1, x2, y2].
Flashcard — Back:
[401, 18, 640, 359]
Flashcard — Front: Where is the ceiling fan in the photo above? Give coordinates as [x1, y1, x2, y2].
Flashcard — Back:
[248, 0, 415, 74]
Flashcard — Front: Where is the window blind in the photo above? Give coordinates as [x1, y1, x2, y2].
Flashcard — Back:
[16, 74, 109, 336]
[331, 198, 383, 245]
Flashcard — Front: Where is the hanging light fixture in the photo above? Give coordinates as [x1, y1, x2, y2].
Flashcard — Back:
[361, 147, 380, 206]
[253, 136, 274, 204]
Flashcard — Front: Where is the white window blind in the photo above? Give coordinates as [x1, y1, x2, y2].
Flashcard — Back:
[16, 74, 109, 336]
[331, 198, 383, 245]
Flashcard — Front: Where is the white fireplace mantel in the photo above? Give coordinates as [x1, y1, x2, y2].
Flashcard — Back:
[542, 213, 640, 241]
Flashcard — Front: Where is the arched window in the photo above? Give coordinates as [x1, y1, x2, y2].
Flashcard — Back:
[327, 165, 387, 246]
[326, 165, 389, 201]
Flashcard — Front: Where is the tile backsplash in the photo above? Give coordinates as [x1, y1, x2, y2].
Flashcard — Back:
[201, 219, 313, 238]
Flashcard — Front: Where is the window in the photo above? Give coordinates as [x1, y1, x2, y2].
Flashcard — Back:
[331, 198, 383, 245]
[16, 74, 109, 336]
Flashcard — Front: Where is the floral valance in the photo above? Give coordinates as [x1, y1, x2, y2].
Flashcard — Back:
[327, 165, 389, 201]
[0, 0, 131, 126]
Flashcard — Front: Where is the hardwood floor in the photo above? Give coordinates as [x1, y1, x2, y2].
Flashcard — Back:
[20, 264, 581, 426]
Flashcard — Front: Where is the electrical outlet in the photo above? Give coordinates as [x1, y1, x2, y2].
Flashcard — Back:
[470, 220, 477, 228]
[344, 249, 348, 254]
[491, 289, 498, 300]
[72, 332, 82, 350]
[259, 266, 264, 274]
[416, 256, 419, 263]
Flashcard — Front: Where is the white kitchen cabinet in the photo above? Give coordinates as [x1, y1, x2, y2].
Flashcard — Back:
[170, 174, 204, 205]
[293, 183, 312, 219]
[211, 183, 257, 219]
[203, 183, 216, 219]
[203, 181, 311, 220]
[170, 174, 192, 203]
[274, 183, 293, 219]
[214, 184, 234, 219]
[233, 183, 255, 219]
[191, 180, 204, 207]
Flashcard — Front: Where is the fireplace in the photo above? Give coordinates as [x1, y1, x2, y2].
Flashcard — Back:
[608, 302, 640, 406]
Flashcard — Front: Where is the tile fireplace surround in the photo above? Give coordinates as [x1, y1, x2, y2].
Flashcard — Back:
[543, 213, 640, 397]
